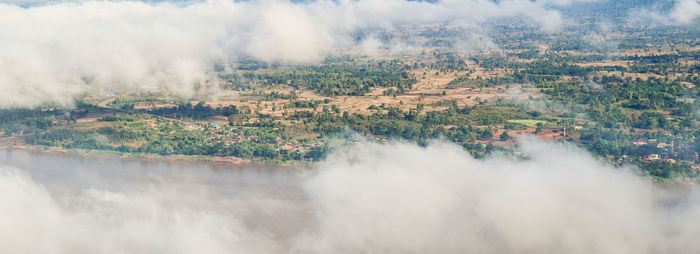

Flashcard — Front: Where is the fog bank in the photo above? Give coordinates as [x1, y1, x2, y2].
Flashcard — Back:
[0, 139, 699, 253]
[633, 0, 700, 25]
[0, 0, 594, 107]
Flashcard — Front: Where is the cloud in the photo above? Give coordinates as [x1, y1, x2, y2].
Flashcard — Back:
[630, 0, 700, 25]
[1, 138, 699, 253]
[293, 138, 700, 253]
[670, 0, 700, 24]
[0, 166, 281, 253]
[0, 0, 599, 108]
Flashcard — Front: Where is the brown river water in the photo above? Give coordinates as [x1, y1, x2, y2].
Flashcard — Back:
[1, 141, 699, 253]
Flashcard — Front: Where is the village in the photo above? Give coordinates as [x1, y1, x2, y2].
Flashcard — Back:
[0, 19, 698, 179]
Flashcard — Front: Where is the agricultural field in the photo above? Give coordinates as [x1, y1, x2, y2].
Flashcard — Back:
[2, 19, 699, 181]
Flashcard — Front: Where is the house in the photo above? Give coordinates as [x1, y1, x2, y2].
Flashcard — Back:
[633, 139, 648, 146]
[643, 154, 660, 161]
[146, 122, 157, 127]
[280, 145, 297, 151]
[664, 158, 676, 164]
[657, 142, 669, 149]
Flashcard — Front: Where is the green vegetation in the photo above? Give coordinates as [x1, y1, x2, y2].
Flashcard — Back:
[221, 64, 417, 96]
[2, 22, 699, 181]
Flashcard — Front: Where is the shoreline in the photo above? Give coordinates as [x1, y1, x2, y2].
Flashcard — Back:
[0, 136, 304, 169]
[2, 136, 696, 185]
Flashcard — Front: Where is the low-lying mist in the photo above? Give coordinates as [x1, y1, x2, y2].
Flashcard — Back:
[1, 138, 699, 253]
[2, 0, 696, 108]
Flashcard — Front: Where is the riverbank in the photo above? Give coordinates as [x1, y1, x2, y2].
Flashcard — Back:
[0, 136, 273, 168]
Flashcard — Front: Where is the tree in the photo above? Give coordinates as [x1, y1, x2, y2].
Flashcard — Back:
[500, 131, 510, 141]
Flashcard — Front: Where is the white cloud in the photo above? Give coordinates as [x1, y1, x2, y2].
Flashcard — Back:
[1, 139, 699, 253]
[0, 0, 598, 108]
[670, 0, 700, 24]
[631, 0, 700, 25]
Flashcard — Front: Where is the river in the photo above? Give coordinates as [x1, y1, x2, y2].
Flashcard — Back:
[0, 148, 311, 253]
[1, 140, 699, 253]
